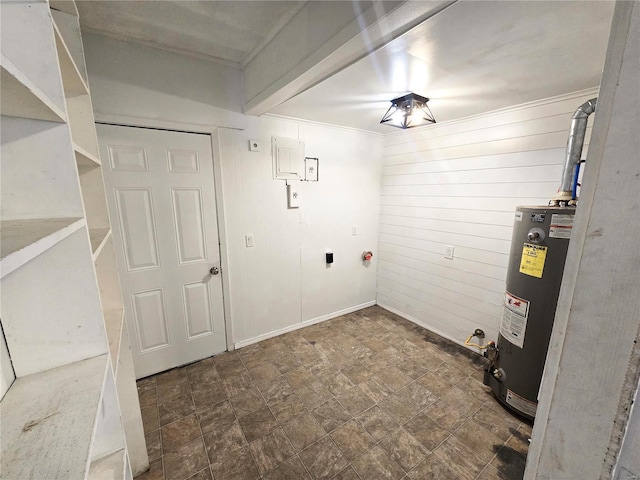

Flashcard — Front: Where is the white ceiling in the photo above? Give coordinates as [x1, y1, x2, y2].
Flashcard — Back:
[77, 0, 615, 133]
[76, 0, 372, 67]
[76, 1, 312, 66]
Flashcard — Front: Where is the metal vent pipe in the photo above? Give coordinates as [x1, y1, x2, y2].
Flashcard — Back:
[553, 98, 597, 203]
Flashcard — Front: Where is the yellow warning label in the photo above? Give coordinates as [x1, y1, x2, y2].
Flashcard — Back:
[519, 243, 547, 278]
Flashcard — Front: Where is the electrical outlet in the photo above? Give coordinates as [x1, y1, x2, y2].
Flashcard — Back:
[352, 225, 358, 236]
[444, 245, 454, 260]
[249, 140, 261, 152]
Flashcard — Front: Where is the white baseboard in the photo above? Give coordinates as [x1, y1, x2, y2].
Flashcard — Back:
[233, 301, 376, 349]
[376, 301, 481, 355]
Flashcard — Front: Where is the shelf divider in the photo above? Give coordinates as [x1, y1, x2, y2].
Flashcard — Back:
[0, 57, 66, 123]
[0, 217, 85, 279]
[49, 0, 78, 17]
[52, 21, 89, 97]
[104, 308, 125, 373]
[90, 228, 111, 259]
[75, 143, 102, 167]
[88, 448, 127, 480]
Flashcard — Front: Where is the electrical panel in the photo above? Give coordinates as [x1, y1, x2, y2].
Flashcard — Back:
[272, 136, 303, 180]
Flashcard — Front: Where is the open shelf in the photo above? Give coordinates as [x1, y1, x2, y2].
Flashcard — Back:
[76, 142, 102, 167]
[67, 94, 101, 158]
[90, 228, 111, 259]
[92, 367, 126, 463]
[1, 116, 86, 222]
[89, 449, 127, 480]
[52, 21, 89, 97]
[0, 217, 85, 279]
[49, 0, 78, 17]
[50, 6, 88, 85]
[79, 166, 111, 239]
[104, 309, 125, 373]
[0, 355, 108, 480]
[0, 57, 66, 123]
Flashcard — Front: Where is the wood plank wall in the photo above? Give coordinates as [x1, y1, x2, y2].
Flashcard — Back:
[377, 88, 598, 347]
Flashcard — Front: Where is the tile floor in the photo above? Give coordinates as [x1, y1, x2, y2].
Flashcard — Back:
[135, 306, 530, 480]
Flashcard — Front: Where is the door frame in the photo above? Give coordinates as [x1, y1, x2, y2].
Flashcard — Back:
[96, 116, 235, 353]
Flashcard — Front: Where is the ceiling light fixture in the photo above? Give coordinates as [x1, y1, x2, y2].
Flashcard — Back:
[380, 93, 436, 129]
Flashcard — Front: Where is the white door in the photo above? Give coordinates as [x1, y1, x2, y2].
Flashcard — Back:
[97, 124, 226, 378]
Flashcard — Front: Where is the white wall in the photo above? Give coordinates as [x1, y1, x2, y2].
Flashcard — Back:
[83, 33, 245, 130]
[376, 88, 597, 347]
[83, 35, 383, 349]
[219, 117, 382, 346]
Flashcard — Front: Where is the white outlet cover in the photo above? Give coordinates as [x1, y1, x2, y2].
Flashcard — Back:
[444, 245, 454, 259]
[287, 184, 300, 208]
[249, 139, 261, 151]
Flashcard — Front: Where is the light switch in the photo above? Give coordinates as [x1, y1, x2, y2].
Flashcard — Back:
[352, 225, 358, 236]
[245, 234, 254, 247]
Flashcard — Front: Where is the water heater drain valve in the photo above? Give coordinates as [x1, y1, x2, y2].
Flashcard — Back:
[484, 341, 498, 363]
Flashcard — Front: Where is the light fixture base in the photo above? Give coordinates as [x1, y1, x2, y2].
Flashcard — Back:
[380, 92, 436, 129]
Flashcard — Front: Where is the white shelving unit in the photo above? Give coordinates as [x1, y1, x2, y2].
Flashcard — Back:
[0, 1, 148, 478]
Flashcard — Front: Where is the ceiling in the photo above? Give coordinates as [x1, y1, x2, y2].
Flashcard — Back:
[76, 1, 312, 66]
[77, 1, 615, 134]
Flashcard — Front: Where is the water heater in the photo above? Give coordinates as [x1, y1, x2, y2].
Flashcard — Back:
[484, 206, 574, 419]
[482, 98, 596, 420]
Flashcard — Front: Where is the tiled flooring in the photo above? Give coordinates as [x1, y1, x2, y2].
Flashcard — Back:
[136, 306, 530, 480]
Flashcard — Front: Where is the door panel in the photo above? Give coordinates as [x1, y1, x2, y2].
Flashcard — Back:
[109, 145, 148, 172]
[183, 282, 213, 338]
[171, 188, 207, 264]
[98, 124, 227, 378]
[115, 188, 160, 271]
[168, 149, 199, 173]
[132, 289, 169, 351]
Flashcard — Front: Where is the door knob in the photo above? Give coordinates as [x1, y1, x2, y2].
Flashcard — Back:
[209, 266, 219, 275]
